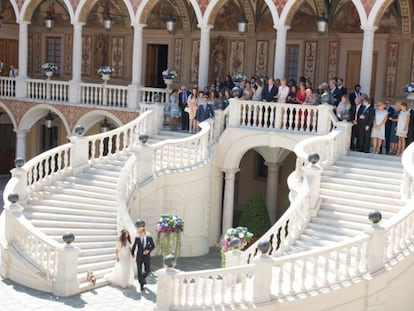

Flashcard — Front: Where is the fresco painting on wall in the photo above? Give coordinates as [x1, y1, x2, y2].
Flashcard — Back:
[111, 37, 124, 78]
[214, 2, 239, 31]
[255, 41, 268, 77]
[384, 43, 398, 97]
[191, 40, 200, 83]
[328, 42, 339, 80]
[64, 34, 73, 75]
[210, 36, 228, 82]
[82, 35, 92, 76]
[256, 8, 274, 33]
[230, 41, 244, 76]
[304, 41, 317, 86]
[290, 3, 317, 33]
[330, 3, 361, 33]
[174, 39, 182, 82]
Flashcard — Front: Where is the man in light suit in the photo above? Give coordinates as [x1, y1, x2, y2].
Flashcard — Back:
[131, 227, 155, 291]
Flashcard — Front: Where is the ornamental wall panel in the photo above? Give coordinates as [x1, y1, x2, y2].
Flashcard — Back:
[384, 43, 398, 97]
[111, 36, 124, 78]
[327, 41, 339, 80]
[174, 38, 182, 82]
[304, 41, 317, 85]
[191, 40, 200, 83]
[64, 34, 73, 76]
[33, 33, 42, 74]
[229, 41, 244, 75]
[255, 40, 268, 77]
[81, 35, 92, 76]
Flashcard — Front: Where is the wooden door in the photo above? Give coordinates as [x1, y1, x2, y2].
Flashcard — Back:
[0, 39, 18, 76]
[145, 44, 168, 88]
[346, 51, 377, 96]
[0, 124, 16, 174]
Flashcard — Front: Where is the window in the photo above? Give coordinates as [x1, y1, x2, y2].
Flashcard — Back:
[285, 44, 299, 83]
[46, 37, 61, 74]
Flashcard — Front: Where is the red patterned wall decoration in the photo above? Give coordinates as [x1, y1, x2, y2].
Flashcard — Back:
[230, 41, 245, 75]
[69, 0, 81, 11]
[362, 0, 375, 17]
[198, 0, 209, 15]
[191, 40, 200, 83]
[304, 41, 317, 85]
[82, 35, 92, 76]
[273, 0, 287, 16]
[255, 40, 268, 77]
[64, 34, 73, 76]
[174, 38, 182, 82]
[327, 41, 339, 79]
[111, 36, 124, 78]
[33, 33, 42, 74]
[384, 43, 398, 97]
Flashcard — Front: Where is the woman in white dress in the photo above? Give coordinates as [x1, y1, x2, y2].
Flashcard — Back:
[105, 230, 134, 288]
[371, 101, 388, 154]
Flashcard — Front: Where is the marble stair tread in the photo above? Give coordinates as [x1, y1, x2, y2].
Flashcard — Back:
[320, 174, 401, 187]
[319, 188, 401, 205]
[319, 202, 398, 216]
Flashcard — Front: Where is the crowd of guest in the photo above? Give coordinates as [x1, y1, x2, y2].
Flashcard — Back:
[169, 74, 413, 156]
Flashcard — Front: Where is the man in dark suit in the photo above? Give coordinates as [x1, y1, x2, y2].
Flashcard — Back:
[196, 95, 215, 122]
[131, 227, 155, 291]
[407, 103, 414, 146]
[336, 78, 347, 98]
[349, 96, 364, 150]
[358, 96, 375, 153]
[349, 84, 362, 107]
[178, 85, 190, 131]
[262, 78, 278, 102]
[329, 79, 342, 107]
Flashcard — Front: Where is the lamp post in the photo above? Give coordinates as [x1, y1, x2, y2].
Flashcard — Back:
[317, 11, 328, 35]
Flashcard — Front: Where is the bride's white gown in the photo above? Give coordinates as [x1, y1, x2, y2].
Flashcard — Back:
[105, 241, 134, 288]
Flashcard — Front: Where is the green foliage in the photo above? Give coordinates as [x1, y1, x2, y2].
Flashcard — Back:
[239, 192, 271, 237]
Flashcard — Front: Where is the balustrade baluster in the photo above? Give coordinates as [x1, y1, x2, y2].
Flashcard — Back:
[252, 104, 258, 127]
[282, 107, 288, 130]
[323, 255, 329, 285]
[221, 276, 227, 303]
[241, 104, 247, 126]
[355, 246, 362, 275]
[278, 263, 284, 296]
[312, 256, 318, 288]
[289, 261, 296, 295]
[301, 259, 307, 292]
[335, 251, 341, 282]
[240, 273, 247, 302]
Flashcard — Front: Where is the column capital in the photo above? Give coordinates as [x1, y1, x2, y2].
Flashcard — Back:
[360, 25, 378, 33]
[17, 20, 30, 26]
[264, 161, 282, 171]
[14, 129, 28, 135]
[131, 22, 146, 30]
[223, 168, 240, 180]
[197, 24, 214, 32]
[71, 21, 85, 28]
[273, 25, 291, 33]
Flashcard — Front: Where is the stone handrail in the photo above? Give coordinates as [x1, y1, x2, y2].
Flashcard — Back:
[87, 110, 156, 161]
[26, 79, 69, 102]
[227, 100, 334, 134]
[139, 87, 170, 104]
[401, 142, 414, 199]
[0, 77, 16, 97]
[151, 122, 210, 173]
[116, 153, 139, 236]
[208, 108, 230, 143]
[79, 82, 128, 108]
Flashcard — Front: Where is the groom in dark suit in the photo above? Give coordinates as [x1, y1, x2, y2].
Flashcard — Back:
[131, 227, 155, 291]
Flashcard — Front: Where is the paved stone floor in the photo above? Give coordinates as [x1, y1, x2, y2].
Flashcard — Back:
[0, 174, 222, 310]
[0, 248, 222, 311]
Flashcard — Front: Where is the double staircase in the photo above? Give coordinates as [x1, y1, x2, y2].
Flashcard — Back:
[22, 130, 191, 291]
[284, 151, 404, 256]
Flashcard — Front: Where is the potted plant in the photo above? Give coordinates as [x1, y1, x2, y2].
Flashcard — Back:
[162, 68, 177, 89]
[155, 214, 184, 259]
[403, 82, 414, 100]
[221, 226, 253, 266]
[97, 65, 113, 83]
[42, 62, 58, 79]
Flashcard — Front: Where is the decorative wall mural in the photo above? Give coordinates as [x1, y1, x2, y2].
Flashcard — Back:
[230, 41, 244, 75]
[64, 34, 73, 75]
[94, 34, 109, 72]
[174, 38, 182, 82]
[214, 2, 239, 31]
[82, 35, 92, 76]
[191, 40, 200, 83]
[384, 43, 398, 97]
[290, 3, 317, 33]
[111, 36, 124, 78]
[304, 41, 317, 85]
[33, 33, 41, 74]
[255, 40, 268, 77]
[210, 36, 228, 82]
[330, 3, 362, 33]
[327, 42, 339, 80]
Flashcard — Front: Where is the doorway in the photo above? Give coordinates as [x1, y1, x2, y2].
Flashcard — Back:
[0, 124, 16, 174]
[145, 44, 168, 88]
[346, 51, 377, 96]
[0, 39, 18, 77]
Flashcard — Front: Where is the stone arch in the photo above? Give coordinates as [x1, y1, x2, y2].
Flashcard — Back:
[368, 0, 394, 27]
[76, 110, 122, 135]
[76, 0, 132, 27]
[205, 0, 255, 31]
[18, 104, 71, 136]
[20, 0, 75, 23]
[220, 132, 299, 170]
[0, 101, 18, 129]
[136, 0, 193, 32]
[5, 0, 20, 23]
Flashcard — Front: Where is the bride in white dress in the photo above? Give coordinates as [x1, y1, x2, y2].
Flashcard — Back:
[105, 230, 134, 288]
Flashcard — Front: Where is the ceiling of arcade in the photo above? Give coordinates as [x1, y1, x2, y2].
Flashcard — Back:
[0, 0, 412, 33]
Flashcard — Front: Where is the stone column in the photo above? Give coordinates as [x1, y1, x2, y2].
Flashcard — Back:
[222, 168, 239, 234]
[69, 22, 84, 104]
[15, 130, 27, 161]
[273, 25, 290, 79]
[359, 26, 377, 96]
[128, 23, 146, 109]
[198, 25, 213, 90]
[15, 21, 29, 98]
[265, 161, 281, 223]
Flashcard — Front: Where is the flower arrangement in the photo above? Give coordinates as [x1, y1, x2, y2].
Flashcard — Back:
[155, 214, 184, 259]
[42, 63, 58, 73]
[232, 73, 247, 83]
[97, 65, 113, 75]
[162, 68, 177, 79]
[156, 214, 184, 233]
[403, 82, 414, 93]
[221, 226, 253, 252]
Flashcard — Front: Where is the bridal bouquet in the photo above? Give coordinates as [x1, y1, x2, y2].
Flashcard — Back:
[42, 63, 58, 73]
[162, 68, 177, 79]
[97, 66, 113, 75]
[403, 82, 414, 93]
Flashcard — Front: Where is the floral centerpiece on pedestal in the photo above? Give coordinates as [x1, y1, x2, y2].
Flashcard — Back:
[155, 214, 184, 259]
[232, 73, 247, 84]
[97, 65, 113, 76]
[42, 63, 58, 73]
[221, 226, 253, 266]
[162, 68, 177, 80]
[404, 82, 414, 100]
